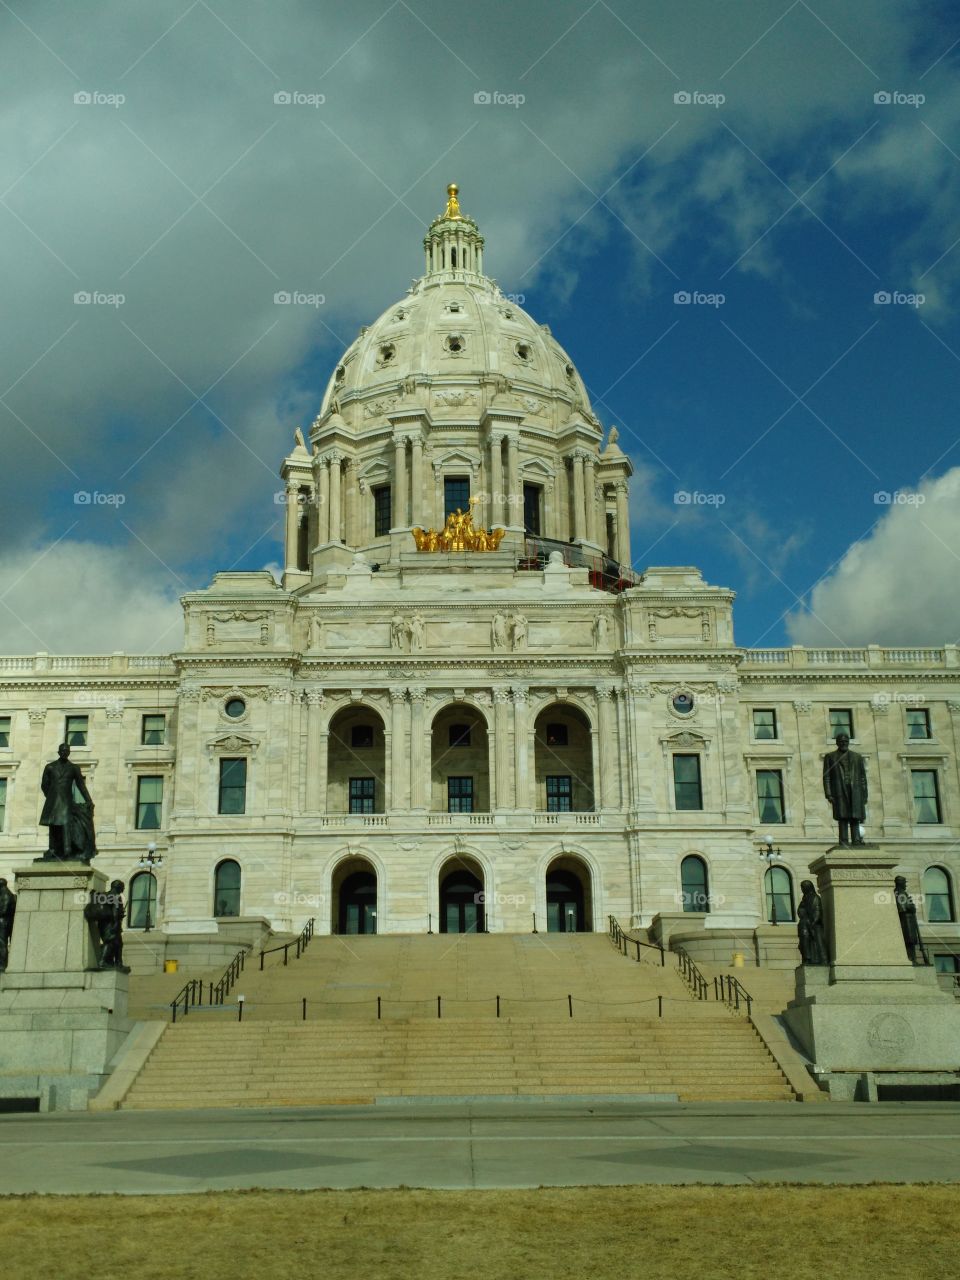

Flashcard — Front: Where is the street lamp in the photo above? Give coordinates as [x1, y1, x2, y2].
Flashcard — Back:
[137, 842, 163, 932]
[759, 835, 782, 926]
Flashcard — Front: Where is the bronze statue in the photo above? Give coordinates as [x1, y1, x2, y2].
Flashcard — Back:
[411, 505, 505, 554]
[84, 879, 130, 973]
[797, 879, 828, 965]
[823, 732, 867, 846]
[894, 875, 927, 966]
[0, 878, 16, 972]
[39, 743, 96, 862]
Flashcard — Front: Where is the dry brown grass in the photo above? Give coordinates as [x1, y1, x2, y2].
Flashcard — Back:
[3, 1185, 958, 1280]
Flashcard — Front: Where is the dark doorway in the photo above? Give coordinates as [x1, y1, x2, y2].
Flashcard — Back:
[440, 868, 484, 933]
[338, 871, 377, 934]
[547, 868, 585, 932]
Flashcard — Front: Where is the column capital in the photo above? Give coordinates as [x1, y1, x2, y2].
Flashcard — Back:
[510, 686, 528, 704]
[493, 687, 511, 705]
[408, 685, 428, 702]
[389, 685, 408, 703]
[304, 689, 325, 707]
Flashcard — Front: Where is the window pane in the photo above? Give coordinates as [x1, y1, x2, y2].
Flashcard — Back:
[922, 867, 953, 922]
[136, 775, 163, 830]
[912, 770, 941, 824]
[545, 724, 568, 747]
[65, 715, 88, 746]
[444, 477, 470, 520]
[764, 865, 794, 921]
[0, 716, 10, 748]
[0, 778, 6, 831]
[349, 777, 375, 815]
[447, 776, 473, 813]
[214, 861, 241, 916]
[449, 724, 471, 747]
[219, 758, 247, 815]
[906, 709, 931, 739]
[523, 484, 542, 535]
[546, 775, 572, 812]
[680, 856, 709, 912]
[934, 955, 959, 975]
[757, 770, 785, 824]
[829, 709, 853, 739]
[142, 714, 166, 745]
[128, 873, 157, 928]
[351, 725, 374, 749]
[673, 755, 702, 811]
[373, 485, 392, 536]
[752, 709, 777, 739]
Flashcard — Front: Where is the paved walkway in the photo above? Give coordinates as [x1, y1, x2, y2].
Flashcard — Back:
[2, 1101, 960, 1193]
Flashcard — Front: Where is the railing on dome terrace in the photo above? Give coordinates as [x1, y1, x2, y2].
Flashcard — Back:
[519, 537, 637, 593]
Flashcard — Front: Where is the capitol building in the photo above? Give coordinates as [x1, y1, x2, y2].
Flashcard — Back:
[1, 185, 959, 974]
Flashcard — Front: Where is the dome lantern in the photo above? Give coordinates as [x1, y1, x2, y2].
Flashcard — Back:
[423, 182, 485, 280]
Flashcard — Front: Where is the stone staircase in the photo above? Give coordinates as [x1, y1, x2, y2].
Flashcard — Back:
[119, 933, 797, 1108]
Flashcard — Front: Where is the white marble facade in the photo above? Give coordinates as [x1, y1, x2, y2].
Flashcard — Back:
[1, 188, 959, 961]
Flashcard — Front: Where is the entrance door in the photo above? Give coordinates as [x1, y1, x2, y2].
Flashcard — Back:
[547, 869, 585, 932]
[338, 871, 377, 934]
[440, 869, 484, 933]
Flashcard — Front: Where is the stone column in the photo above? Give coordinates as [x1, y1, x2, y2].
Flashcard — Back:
[304, 691, 325, 812]
[597, 686, 619, 809]
[285, 480, 301, 570]
[494, 687, 512, 809]
[327, 452, 342, 543]
[393, 435, 408, 529]
[344, 460, 359, 547]
[410, 433, 424, 529]
[408, 686, 427, 810]
[615, 479, 631, 567]
[512, 687, 530, 810]
[316, 458, 330, 544]
[506, 434, 521, 525]
[489, 434, 504, 526]
[584, 455, 597, 544]
[388, 687, 407, 811]
[571, 451, 587, 541]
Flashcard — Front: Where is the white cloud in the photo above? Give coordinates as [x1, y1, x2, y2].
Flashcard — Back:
[785, 468, 960, 646]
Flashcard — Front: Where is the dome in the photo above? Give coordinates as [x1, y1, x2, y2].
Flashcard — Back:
[313, 184, 599, 439]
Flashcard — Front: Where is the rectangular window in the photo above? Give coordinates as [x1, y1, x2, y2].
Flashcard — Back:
[348, 777, 375, 814]
[447, 776, 474, 813]
[142, 714, 166, 746]
[65, 715, 88, 747]
[545, 723, 568, 747]
[218, 758, 247, 815]
[906, 708, 931, 740]
[934, 954, 959, 975]
[373, 484, 392, 537]
[136, 776, 163, 830]
[448, 723, 471, 748]
[757, 769, 785, 824]
[912, 770, 942, 824]
[829, 708, 853, 739]
[673, 755, 703, 811]
[0, 716, 10, 748]
[351, 725, 374, 749]
[0, 778, 6, 831]
[444, 476, 470, 521]
[523, 483, 542, 536]
[752, 709, 777, 740]
[546, 775, 572, 812]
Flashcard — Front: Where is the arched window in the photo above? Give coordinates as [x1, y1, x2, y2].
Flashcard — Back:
[764, 866, 795, 923]
[922, 866, 955, 922]
[128, 872, 158, 930]
[680, 855, 709, 913]
[213, 860, 241, 917]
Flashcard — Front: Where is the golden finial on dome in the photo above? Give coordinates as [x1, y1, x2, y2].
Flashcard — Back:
[443, 182, 463, 219]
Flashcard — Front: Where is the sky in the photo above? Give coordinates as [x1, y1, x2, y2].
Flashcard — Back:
[1, 0, 959, 654]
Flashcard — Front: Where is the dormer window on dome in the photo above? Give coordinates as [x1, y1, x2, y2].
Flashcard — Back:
[377, 342, 397, 366]
[443, 333, 466, 355]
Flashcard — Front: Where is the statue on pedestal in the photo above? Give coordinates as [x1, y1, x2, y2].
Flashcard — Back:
[894, 875, 927, 966]
[39, 743, 97, 862]
[822, 732, 867, 846]
[84, 879, 130, 973]
[0, 878, 16, 972]
[797, 879, 828, 965]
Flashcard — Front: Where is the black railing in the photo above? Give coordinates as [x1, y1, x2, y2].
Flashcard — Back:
[170, 947, 247, 1023]
[715, 973, 754, 1018]
[169, 978, 205, 1024]
[674, 947, 710, 1000]
[259, 917, 316, 970]
[608, 915, 665, 966]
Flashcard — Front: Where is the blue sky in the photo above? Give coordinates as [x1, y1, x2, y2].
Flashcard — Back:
[1, 0, 959, 652]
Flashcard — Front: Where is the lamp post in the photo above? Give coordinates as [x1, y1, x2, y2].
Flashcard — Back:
[760, 834, 782, 926]
[137, 841, 164, 933]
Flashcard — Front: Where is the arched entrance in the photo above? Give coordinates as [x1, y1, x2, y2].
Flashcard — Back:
[545, 856, 593, 932]
[533, 703, 594, 812]
[431, 703, 490, 813]
[327, 705, 386, 814]
[332, 858, 378, 934]
[439, 858, 485, 933]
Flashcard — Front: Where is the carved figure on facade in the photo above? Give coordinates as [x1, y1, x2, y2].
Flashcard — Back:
[39, 743, 96, 863]
[510, 614, 527, 651]
[491, 612, 509, 650]
[390, 613, 406, 650]
[593, 613, 610, 650]
[409, 614, 426, 651]
[822, 732, 868, 846]
[310, 616, 324, 650]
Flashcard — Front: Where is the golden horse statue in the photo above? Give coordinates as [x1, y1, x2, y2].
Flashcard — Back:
[412, 507, 505, 553]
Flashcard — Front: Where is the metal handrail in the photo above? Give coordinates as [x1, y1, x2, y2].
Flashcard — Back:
[674, 946, 710, 1000]
[170, 947, 247, 1023]
[607, 915, 666, 966]
[259, 917, 316, 970]
[715, 972, 754, 1018]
